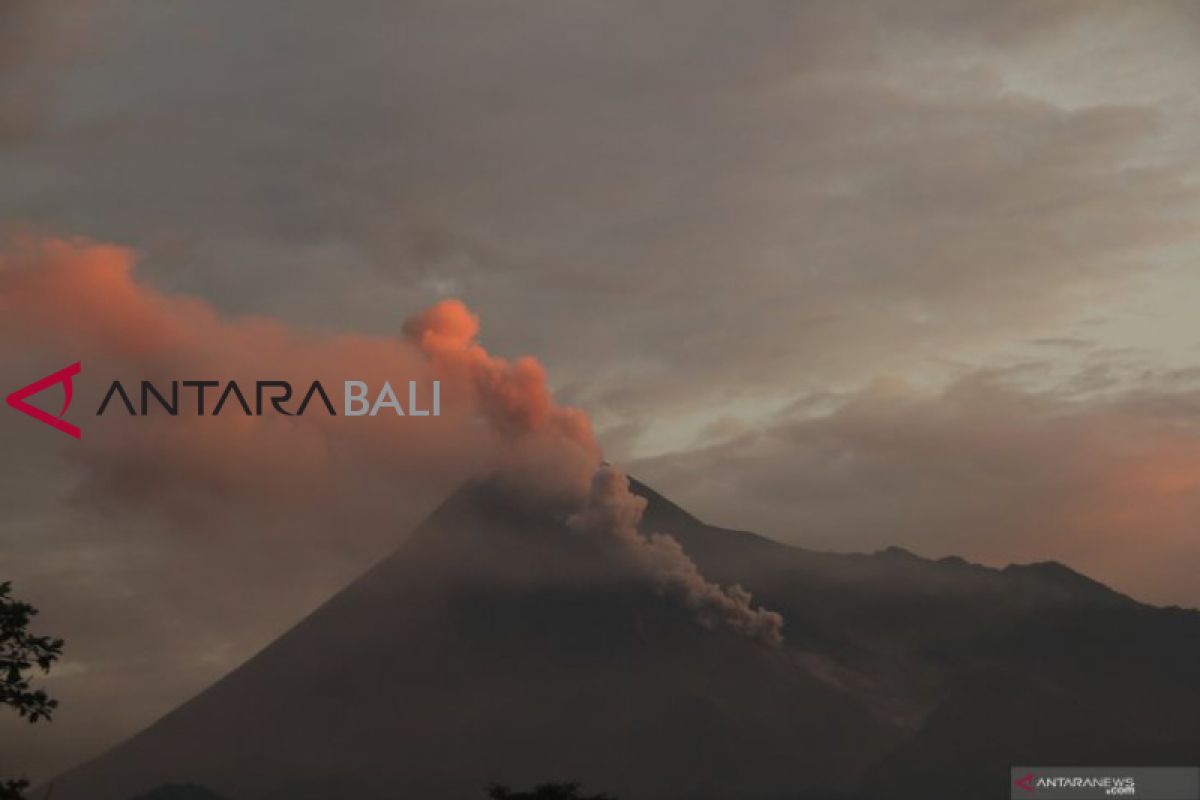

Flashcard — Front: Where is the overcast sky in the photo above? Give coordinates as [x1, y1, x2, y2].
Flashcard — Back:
[3, 0, 1200, 781]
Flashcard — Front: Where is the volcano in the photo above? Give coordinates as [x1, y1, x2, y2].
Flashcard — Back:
[47, 479, 1200, 800]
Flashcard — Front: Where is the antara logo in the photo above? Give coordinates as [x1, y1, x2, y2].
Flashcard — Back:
[5, 362, 83, 440]
[96, 379, 440, 417]
[1014, 773, 1035, 793]
[6, 363, 441, 440]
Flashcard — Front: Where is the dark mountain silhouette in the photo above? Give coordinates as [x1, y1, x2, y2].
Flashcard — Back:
[47, 478, 1200, 800]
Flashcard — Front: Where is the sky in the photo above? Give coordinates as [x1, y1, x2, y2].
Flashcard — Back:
[2, 0, 1200, 782]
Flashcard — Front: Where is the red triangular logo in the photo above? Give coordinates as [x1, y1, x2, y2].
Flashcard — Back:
[5, 362, 82, 439]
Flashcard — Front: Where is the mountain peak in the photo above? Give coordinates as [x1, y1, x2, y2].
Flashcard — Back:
[625, 476, 704, 528]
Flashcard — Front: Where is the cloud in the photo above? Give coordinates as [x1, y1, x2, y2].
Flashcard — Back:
[0, 0, 93, 142]
[0, 237, 499, 521]
[2, 1, 1197, 450]
[633, 369, 1200, 610]
[1, 239, 773, 647]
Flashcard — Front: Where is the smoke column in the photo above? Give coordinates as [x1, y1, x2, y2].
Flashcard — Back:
[569, 466, 784, 646]
[405, 299, 785, 646]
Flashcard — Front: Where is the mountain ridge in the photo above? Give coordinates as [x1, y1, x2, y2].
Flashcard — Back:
[43, 477, 1200, 800]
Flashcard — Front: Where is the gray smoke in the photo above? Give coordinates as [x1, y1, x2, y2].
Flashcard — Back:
[569, 465, 784, 647]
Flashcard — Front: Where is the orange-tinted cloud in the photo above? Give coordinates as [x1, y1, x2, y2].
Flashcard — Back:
[1, 236, 781, 646]
[0, 238, 604, 509]
[634, 373, 1200, 608]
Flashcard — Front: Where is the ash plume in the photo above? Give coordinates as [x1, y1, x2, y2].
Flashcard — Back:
[569, 466, 784, 647]
[405, 300, 786, 645]
[1, 238, 785, 645]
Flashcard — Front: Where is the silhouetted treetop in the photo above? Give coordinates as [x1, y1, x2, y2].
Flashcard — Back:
[1, 581, 65, 800]
[128, 783, 230, 800]
[487, 781, 615, 800]
[1, 581, 63, 723]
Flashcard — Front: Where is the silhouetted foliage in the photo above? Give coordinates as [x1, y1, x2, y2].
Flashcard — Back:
[487, 782, 615, 800]
[1, 581, 65, 800]
[128, 783, 230, 800]
[1, 582, 63, 722]
[0, 780, 31, 800]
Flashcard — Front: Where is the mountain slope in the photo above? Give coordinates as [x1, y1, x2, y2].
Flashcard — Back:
[630, 479, 1200, 800]
[48, 481, 892, 800]
[47, 479, 1200, 800]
